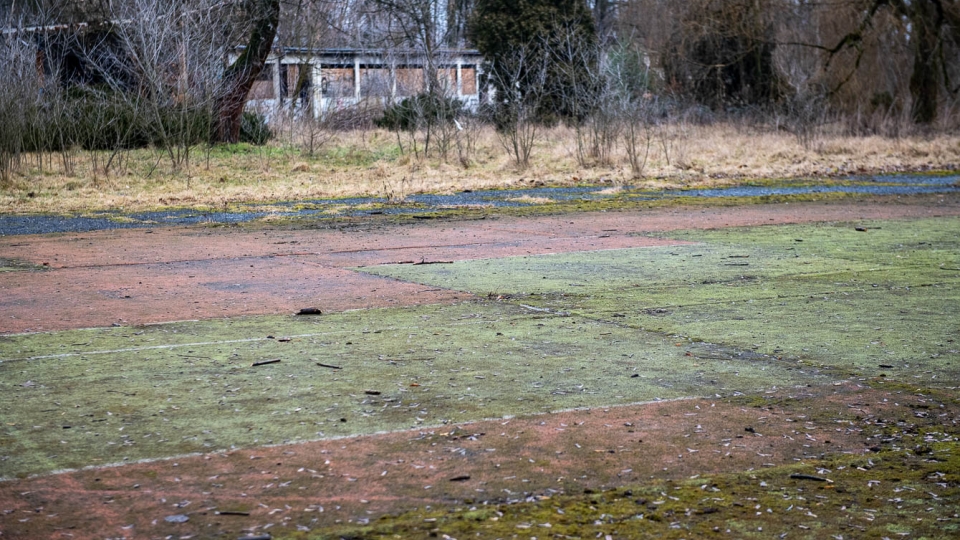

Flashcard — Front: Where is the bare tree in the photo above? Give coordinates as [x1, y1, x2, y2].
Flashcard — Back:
[813, 0, 960, 124]
[445, 0, 474, 47]
[99, 0, 240, 173]
[607, 41, 654, 178]
[0, 25, 39, 182]
[212, 0, 280, 142]
[354, 0, 449, 102]
[620, 97, 653, 179]
[487, 42, 549, 170]
[619, 0, 960, 127]
[587, 0, 618, 44]
[656, 0, 782, 110]
[553, 27, 598, 167]
[274, 1, 338, 156]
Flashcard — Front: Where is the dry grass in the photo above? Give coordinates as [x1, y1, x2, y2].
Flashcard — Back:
[2, 123, 958, 214]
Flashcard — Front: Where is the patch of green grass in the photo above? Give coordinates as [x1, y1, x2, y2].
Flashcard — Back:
[0, 258, 46, 272]
[320, 143, 401, 167]
[667, 219, 960, 269]
[205, 142, 293, 159]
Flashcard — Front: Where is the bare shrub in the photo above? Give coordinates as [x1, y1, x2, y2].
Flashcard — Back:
[620, 99, 654, 179]
[110, 0, 228, 173]
[376, 92, 460, 161]
[322, 102, 381, 131]
[652, 103, 692, 170]
[432, 91, 461, 164]
[300, 115, 335, 157]
[453, 112, 483, 168]
[487, 43, 549, 171]
[275, 109, 335, 158]
[781, 91, 830, 150]
[0, 25, 42, 183]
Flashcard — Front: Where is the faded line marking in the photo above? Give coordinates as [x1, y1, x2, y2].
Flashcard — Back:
[355, 244, 702, 271]
[0, 396, 700, 483]
[25, 336, 295, 360]
[328, 242, 486, 254]
[9, 319, 507, 362]
[28, 252, 320, 271]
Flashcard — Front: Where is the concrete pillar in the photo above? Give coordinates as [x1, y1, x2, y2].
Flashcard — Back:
[272, 58, 282, 108]
[456, 59, 463, 98]
[390, 61, 397, 102]
[311, 62, 323, 118]
[354, 57, 361, 101]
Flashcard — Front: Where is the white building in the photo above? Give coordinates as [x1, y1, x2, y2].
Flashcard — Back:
[240, 47, 485, 118]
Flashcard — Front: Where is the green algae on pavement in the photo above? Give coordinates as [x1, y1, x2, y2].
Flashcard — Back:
[0, 258, 45, 272]
[362, 217, 960, 387]
[2, 211, 959, 539]
[0, 302, 820, 478]
[303, 386, 960, 540]
[322, 438, 960, 540]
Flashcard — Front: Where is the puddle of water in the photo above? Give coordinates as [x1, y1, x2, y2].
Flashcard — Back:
[667, 184, 960, 198]
[860, 173, 960, 185]
[663, 173, 959, 198]
[2, 174, 957, 236]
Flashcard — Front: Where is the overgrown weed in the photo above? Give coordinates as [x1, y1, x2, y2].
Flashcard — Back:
[2, 124, 958, 214]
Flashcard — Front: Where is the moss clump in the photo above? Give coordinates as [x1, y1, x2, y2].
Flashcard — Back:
[0, 257, 46, 272]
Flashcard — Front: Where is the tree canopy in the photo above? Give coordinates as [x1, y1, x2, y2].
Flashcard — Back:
[821, 0, 960, 124]
[468, 0, 598, 125]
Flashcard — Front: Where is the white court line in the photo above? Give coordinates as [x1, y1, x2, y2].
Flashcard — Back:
[25, 334, 325, 360]
[15, 318, 516, 361]
[1, 396, 700, 482]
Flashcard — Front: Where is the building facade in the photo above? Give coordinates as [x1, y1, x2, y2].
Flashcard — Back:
[241, 47, 484, 118]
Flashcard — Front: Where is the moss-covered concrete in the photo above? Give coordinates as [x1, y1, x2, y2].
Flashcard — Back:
[363, 217, 960, 386]
[0, 258, 45, 272]
[263, 385, 960, 540]
[323, 418, 960, 540]
[2, 212, 959, 538]
[0, 302, 821, 478]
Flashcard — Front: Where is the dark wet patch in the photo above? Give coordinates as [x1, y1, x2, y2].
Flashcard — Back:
[666, 173, 960, 199]
[2, 174, 958, 236]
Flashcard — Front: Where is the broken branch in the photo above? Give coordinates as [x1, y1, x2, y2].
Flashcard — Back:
[252, 359, 281, 367]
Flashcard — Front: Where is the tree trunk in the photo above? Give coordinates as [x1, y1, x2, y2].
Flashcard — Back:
[909, 2, 941, 124]
[212, 0, 280, 143]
